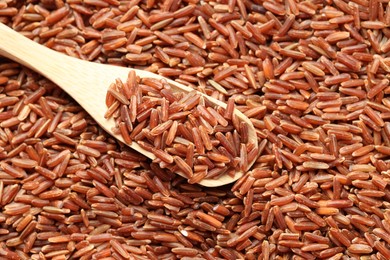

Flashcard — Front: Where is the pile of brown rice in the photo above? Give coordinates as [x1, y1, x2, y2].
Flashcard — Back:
[1, 0, 390, 259]
[105, 73, 258, 184]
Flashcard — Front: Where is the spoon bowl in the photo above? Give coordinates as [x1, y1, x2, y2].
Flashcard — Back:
[0, 23, 258, 187]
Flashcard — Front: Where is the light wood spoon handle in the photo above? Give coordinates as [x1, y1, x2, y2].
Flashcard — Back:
[0, 22, 158, 159]
[0, 23, 258, 187]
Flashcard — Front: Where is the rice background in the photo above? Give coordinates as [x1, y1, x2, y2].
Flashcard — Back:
[0, 0, 390, 259]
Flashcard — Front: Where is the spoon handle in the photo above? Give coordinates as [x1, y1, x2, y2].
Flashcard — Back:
[0, 23, 79, 86]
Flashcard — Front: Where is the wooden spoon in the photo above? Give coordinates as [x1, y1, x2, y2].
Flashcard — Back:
[0, 23, 258, 187]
